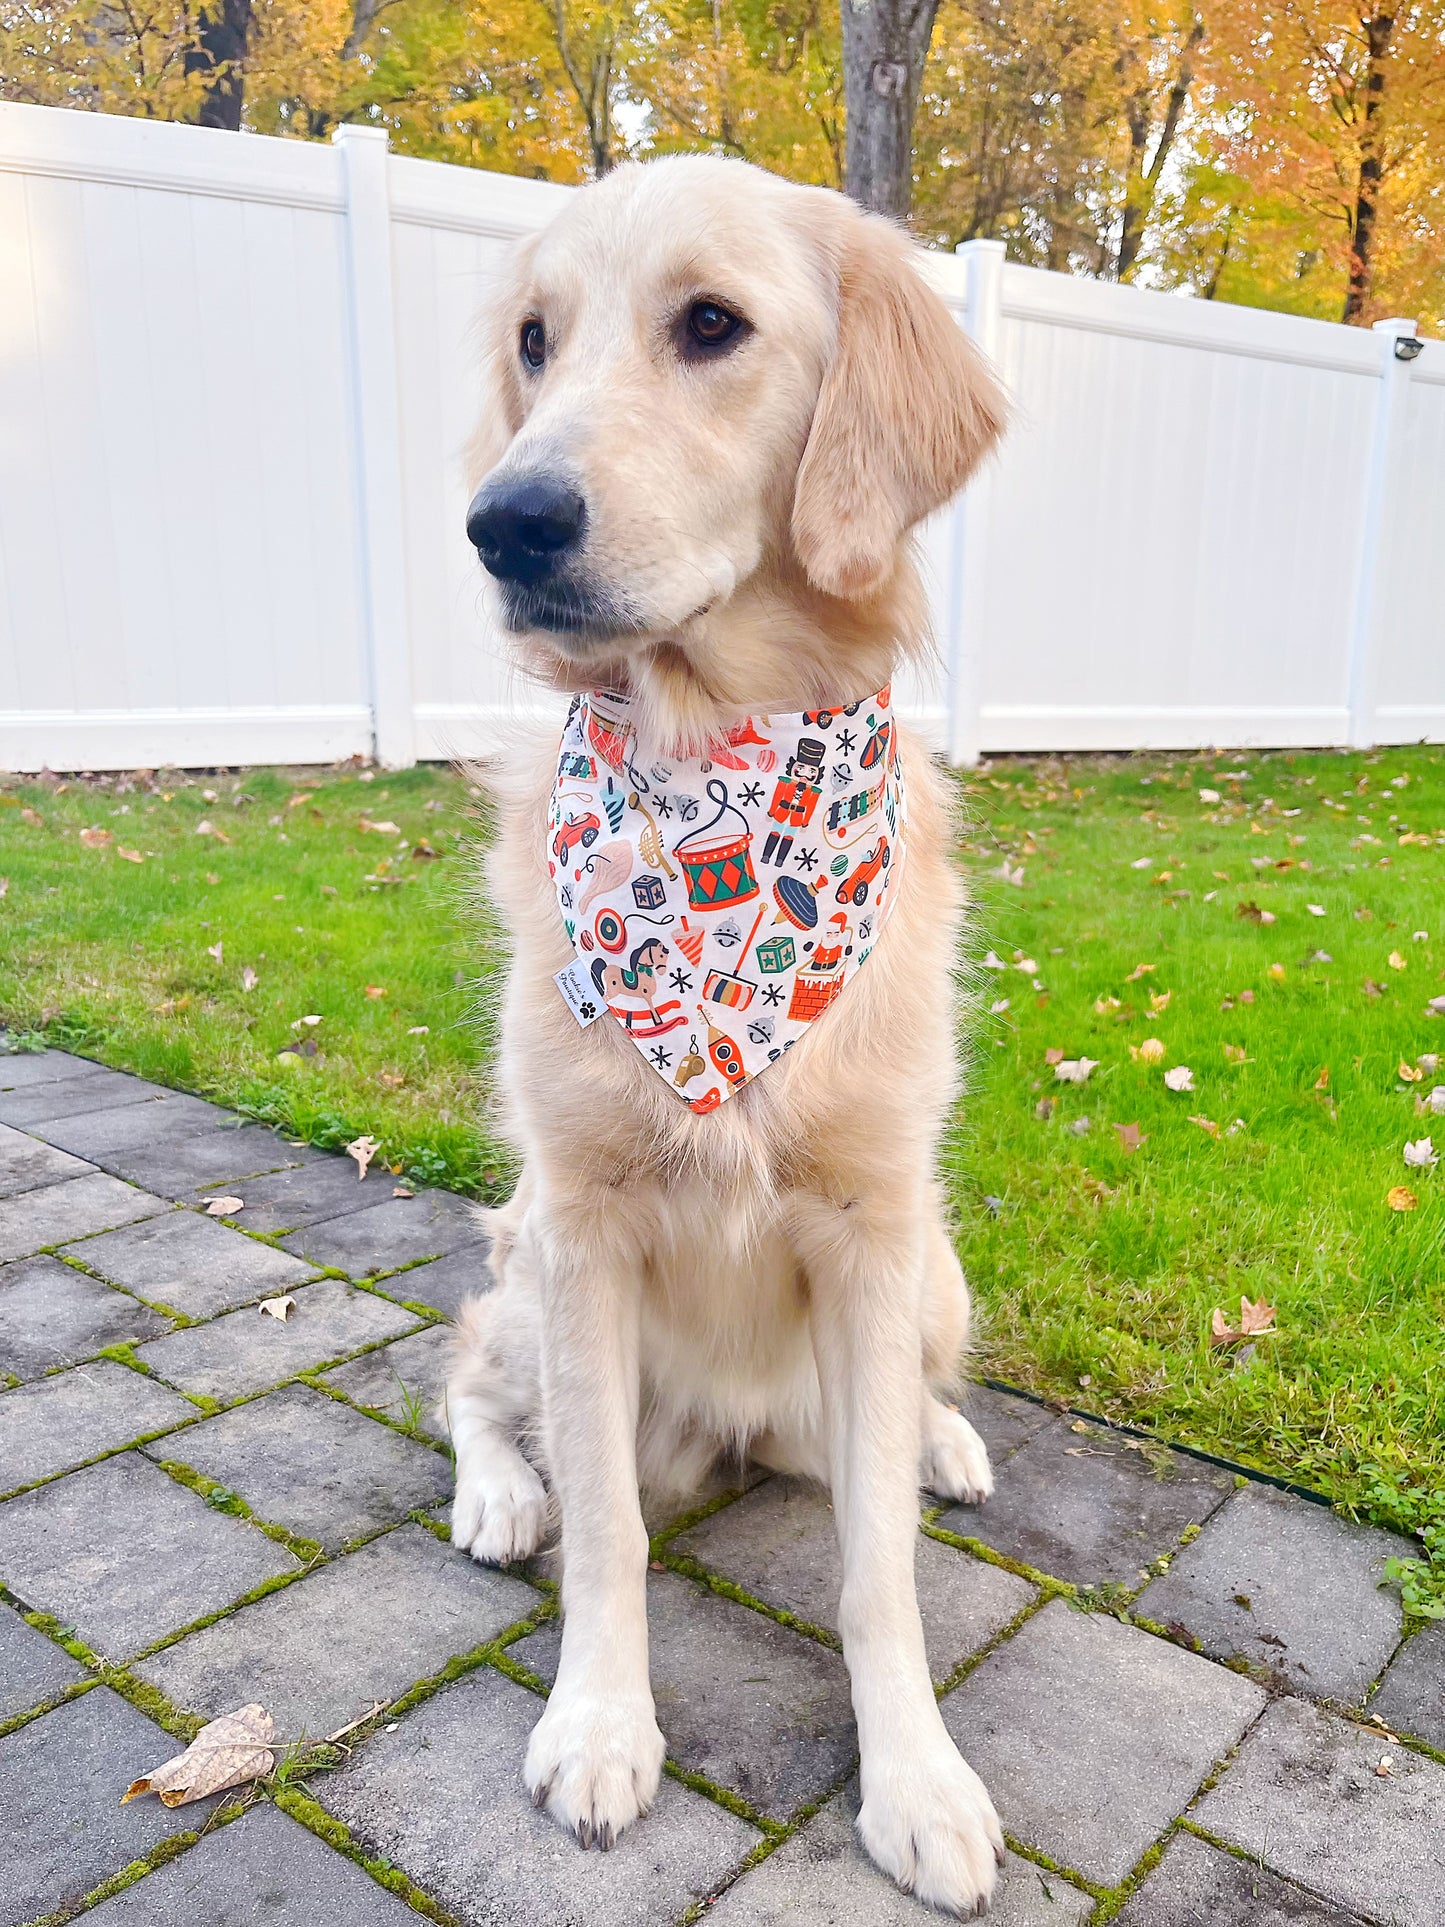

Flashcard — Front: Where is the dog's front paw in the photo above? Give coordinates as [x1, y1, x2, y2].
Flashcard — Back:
[922, 1403, 994, 1506]
[525, 1685, 665, 1849]
[452, 1455, 549, 1567]
[858, 1738, 1004, 1917]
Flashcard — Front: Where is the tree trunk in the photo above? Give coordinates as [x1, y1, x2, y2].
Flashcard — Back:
[1343, 11, 1395, 323]
[841, 0, 940, 220]
[186, 0, 252, 132]
[1116, 15, 1203, 282]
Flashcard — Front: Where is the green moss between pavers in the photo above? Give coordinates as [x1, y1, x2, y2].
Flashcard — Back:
[0, 1675, 99, 1741]
[999, 1835, 1110, 1907]
[271, 1787, 463, 1926]
[23, 1826, 209, 1927]
[0, 1408, 209, 1507]
[154, 1457, 325, 1563]
[656, 1548, 843, 1653]
[663, 1759, 786, 1838]
[647, 1474, 757, 1551]
[920, 1515, 1076, 1599]
[298, 1371, 455, 1459]
[1082, 1830, 1169, 1923]
[8, 1597, 205, 1741]
[932, 1594, 1051, 1699]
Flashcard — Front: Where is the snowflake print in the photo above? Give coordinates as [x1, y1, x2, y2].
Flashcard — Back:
[657, 796, 673, 819]
[669, 968, 693, 994]
[650, 1045, 672, 1069]
[836, 729, 857, 754]
[762, 983, 784, 1007]
[794, 846, 819, 873]
[740, 781, 764, 808]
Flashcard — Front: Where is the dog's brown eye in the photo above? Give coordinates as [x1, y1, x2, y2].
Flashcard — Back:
[520, 319, 546, 370]
[686, 301, 743, 352]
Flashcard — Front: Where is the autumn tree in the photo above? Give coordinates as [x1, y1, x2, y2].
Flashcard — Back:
[1202, 2, 1445, 323]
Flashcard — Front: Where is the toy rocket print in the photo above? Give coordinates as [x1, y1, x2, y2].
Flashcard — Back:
[549, 685, 906, 1110]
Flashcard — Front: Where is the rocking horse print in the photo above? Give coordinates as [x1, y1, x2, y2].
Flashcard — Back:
[549, 682, 908, 1109]
[589, 935, 687, 1036]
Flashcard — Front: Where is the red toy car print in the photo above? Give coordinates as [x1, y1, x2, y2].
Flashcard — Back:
[552, 810, 602, 864]
[836, 837, 890, 906]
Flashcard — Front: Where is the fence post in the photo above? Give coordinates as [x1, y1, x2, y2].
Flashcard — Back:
[334, 124, 415, 769]
[1345, 316, 1417, 751]
[946, 239, 1006, 767]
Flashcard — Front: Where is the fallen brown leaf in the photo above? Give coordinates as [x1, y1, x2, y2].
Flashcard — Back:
[346, 1133, 381, 1180]
[364, 985, 387, 999]
[1386, 1186, 1417, 1212]
[1210, 1296, 1277, 1347]
[20, 806, 43, 827]
[203, 1197, 244, 1217]
[1187, 1115, 1219, 1136]
[122, 1704, 274, 1808]
[1113, 1122, 1146, 1153]
[1398, 1060, 1423, 1083]
[1044, 1047, 1064, 1065]
[79, 827, 112, 849]
[117, 848, 144, 864]
[358, 817, 401, 835]
[392, 1184, 415, 1198]
[258, 1295, 296, 1321]
[1124, 963, 1156, 983]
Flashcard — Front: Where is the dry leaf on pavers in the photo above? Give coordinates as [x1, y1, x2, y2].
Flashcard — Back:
[1113, 1122, 1146, 1153]
[1164, 1066, 1195, 1092]
[346, 1134, 381, 1180]
[258, 1295, 296, 1321]
[1210, 1297, 1278, 1347]
[203, 1197, 244, 1217]
[1404, 1138, 1438, 1168]
[1388, 1186, 1418, 1211]
[122, 1704, 274, 1807]
[393, 1185, 414, 1198]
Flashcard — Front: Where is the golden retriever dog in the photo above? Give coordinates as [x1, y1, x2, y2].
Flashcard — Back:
[447, 156, 1009, 1916]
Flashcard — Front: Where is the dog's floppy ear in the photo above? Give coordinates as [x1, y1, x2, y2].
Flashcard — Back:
[791, 207, 1008, 600]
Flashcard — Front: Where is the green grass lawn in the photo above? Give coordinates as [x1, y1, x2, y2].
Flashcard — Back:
[2, 745, 1443, 1591]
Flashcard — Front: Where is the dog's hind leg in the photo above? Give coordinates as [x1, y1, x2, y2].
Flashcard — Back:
[918, 1211, 993, 1504]
[448, 1246, 551, 1568]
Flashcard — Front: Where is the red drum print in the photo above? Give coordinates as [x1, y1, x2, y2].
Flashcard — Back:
[675, 781, 759, 911]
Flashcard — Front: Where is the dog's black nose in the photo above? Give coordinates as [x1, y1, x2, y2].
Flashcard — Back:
[466, 479, 586, 583]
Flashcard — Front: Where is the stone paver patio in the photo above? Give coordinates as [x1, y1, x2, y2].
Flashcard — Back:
[1, 1043, 1441, 1926]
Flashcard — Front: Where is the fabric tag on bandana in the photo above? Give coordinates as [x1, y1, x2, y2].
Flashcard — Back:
[547, 681, 906, 1112]
[553, 957, 605, 1027]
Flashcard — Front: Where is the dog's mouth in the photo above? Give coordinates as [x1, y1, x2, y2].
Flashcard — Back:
[499, 576, 648, 649]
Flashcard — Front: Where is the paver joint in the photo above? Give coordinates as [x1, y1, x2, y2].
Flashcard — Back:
[0, 1044, 1440, 1927]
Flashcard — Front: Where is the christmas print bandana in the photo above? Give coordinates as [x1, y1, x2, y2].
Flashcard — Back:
[547, 682, 906, 1114]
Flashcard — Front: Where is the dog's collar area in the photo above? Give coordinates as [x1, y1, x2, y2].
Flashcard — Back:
[547, 683, 906, 1112]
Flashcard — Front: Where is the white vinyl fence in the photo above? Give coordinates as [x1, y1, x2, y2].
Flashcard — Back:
[1, 101, 1442, 773]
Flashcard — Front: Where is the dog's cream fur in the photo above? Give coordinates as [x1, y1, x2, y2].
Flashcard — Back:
[448, 157, 1010, 1915]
